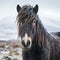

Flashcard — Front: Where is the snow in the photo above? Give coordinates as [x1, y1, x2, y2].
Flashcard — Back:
[0, 48, 22, 60]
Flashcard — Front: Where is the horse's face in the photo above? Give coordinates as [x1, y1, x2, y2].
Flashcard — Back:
[17, 4, 38, 49]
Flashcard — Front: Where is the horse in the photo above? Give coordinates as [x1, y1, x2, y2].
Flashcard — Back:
[16, 4, 60, 60]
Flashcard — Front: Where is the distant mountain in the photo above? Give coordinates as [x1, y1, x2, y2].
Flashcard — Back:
[0, 16, 60, 40]
[0, 16, 18, 40]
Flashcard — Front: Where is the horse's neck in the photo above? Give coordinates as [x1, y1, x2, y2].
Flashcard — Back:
[37, 20, 50, 46]
[39, 20, 49, 37]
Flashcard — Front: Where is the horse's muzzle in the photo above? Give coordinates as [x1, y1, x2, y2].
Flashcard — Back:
[21, 40, 30, 47]
[19, 33, 32, 48]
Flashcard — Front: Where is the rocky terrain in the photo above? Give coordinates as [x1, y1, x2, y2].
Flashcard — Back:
[0, 40, 22, 60]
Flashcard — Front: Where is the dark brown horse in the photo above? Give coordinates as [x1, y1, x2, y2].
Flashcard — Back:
[16, 4, 60, 60]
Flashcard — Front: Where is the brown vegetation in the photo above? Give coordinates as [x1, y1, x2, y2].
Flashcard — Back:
[0, 40, 20, 49]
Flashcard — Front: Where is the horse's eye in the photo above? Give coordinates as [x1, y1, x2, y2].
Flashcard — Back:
[33, 20, 36, 26]
[33, 20, 36, 23]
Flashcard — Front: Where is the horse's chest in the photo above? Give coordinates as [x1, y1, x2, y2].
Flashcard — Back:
[30, 46, 42, 60]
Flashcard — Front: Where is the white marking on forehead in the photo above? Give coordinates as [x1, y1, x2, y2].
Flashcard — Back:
[25, 33, 28, 40]
[22, 33, 28, 39]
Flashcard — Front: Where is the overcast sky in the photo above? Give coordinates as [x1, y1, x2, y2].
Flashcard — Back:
[0, 0, 60, 33]
[0, 0, 60, 20]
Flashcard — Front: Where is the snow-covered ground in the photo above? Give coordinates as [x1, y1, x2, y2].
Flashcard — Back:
[0, 48, 22, 60]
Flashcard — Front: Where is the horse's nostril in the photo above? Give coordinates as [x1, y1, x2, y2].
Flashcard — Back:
[21, 40, 30, 47]
[22, 40, 25, 47]
[27, 40, 30, 46]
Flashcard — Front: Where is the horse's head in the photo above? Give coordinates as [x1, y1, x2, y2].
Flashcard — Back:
[17, 4, 39, 49]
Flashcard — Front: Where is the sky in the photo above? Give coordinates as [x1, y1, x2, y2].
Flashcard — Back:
[0, 0, 60, 20]
[0, 0, 60, 40]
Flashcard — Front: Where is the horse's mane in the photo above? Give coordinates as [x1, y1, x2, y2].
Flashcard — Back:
[36, 17, 51, 47]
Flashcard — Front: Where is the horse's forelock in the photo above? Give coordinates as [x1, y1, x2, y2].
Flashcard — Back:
[17, 6, 37, 27]
[17, 6, 35, 36]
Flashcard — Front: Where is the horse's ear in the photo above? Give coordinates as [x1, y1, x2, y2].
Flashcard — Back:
[33, 4, 38, 13]
[17, 5, 21, 13]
